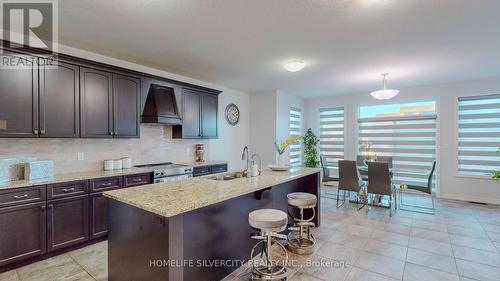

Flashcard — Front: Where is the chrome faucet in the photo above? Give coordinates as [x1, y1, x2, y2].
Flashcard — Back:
[242, 146, 249, 176]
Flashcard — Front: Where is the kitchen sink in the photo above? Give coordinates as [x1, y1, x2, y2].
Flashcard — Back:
[209, 172, 244, 181]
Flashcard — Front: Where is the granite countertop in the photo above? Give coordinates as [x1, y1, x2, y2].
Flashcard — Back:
[104, 167, 321, 218]
[180, 160, 228, 167]
[0, 167, 154, 190]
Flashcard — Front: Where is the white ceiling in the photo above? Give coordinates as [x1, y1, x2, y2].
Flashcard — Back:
[58, 0, 500, 98]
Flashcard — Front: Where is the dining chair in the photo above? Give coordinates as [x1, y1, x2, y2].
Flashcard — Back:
[320, 155, 339, 199]
[338, 160, 366, 210]
[399, 161, 436, 214]
[367, 161, 396, 217]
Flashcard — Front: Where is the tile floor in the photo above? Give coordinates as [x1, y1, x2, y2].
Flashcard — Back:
[2, 187, 500, 281]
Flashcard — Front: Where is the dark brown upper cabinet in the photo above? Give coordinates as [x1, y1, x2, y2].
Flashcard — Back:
[0, 51, 38, 138]
[180, 89, 202, 138]
[80, 68, 114, 138]
[39, 61, 80, 138]
[201, 93, 218, 138]
[113, 74, 140, 138]
[173, 88, 218, 139]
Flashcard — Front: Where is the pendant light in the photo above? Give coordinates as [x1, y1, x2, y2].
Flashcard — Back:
[370, 73, 400, 100]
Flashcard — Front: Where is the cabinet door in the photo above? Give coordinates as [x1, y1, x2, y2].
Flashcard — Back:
[47, 195, 89, 251]
[0, 202, 46, 266]
[90, 193, 108, 239]
[113, 74, 140, 138]
[182, 89, 202, 138]
[201, 93, 218, 138]
[80, 68, 113, 138]
[0, 51, 38, 137]
[39, 61, 79, 137]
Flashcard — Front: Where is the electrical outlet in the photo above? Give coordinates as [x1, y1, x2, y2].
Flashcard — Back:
[77, 152, 85, 161]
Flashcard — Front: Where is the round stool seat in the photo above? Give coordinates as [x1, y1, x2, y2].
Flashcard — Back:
[249, 209, 288, 232]
[287, 192, 317, 208]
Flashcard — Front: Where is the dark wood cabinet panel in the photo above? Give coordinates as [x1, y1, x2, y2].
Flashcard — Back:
[47, 195, 89, 252]
[0, 202, 46, 266]
[182, 89, 202, 138]
[174, 89, 219, 139]
[90, 193, 108, 239]
[80, 68, 113, 138]
[47, 180, 88, 200]
[0, 51, 38, 137]
[201, 93, 218, 138]
[113, 74, 140, 138]
[39, 61, 80, 137]
[124, 173, 152, 187]
[193, 166, 211, 177]
[0, 185, 46, 208]
[89, 176, 122, 193]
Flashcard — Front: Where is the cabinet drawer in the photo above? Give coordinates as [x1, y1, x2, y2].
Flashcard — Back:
[193, 166, 211, 177]
[0, 186, 46, 208]
[211, 164, 228, 174]
[124, 173, 151, 187]
[90, 176, 123, 193]
[48, 180, 88, 199]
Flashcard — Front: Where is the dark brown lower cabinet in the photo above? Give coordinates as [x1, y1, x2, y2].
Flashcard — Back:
[0, 202, 46, 266]
[47, 195, 89, 251]
[90, 193, 108, 239]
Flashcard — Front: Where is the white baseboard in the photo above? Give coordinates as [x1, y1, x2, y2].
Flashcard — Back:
[438, 193, 500, 206]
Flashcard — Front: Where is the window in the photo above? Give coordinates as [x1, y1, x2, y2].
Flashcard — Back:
[319, 107, 345, 175]
[289, 107, 302, 167]
[458, 94, 500, 176]
[358, 101, 437, 187]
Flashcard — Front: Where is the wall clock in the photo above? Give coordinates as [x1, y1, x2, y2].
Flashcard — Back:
[225, 103, 240, 126]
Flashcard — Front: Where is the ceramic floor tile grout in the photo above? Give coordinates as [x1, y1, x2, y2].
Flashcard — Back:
[68, 254, 98, 281]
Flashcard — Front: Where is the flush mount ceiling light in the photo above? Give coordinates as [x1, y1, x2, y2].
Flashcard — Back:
[369, 73, 400, 100]
[283, 60, 306, 72]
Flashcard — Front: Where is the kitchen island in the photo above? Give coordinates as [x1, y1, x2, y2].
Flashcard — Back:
[104, 167, 321, 281]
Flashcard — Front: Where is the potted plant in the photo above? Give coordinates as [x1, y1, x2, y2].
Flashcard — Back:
[274, 136, 301, 166]
[493, 147, 500, 180]
[302, 129, 319, 167]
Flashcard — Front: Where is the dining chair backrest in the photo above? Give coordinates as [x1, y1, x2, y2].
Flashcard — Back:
[320, 155, 330, 177]
[426, 161, 437, 191]
[367, 161, 392, 196]
[356, 155, 393, 168]
[338, 160, 361, 192]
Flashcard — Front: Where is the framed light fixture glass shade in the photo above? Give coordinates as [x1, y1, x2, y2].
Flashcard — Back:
[370, 73, 400, 100]
[370, 89, 400, 100]
[284, 60, 306, 72]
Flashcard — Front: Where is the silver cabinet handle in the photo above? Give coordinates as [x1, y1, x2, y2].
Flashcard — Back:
[13, 194, 29, 199]
[34, 129, 39, 135]
[40, 130, 46, 135]
[63, 188, 75, 193]
[101, 182, 112, 187]
[132, 178, 143, 183]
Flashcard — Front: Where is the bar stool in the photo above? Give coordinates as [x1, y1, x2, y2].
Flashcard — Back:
[248, 209, 289, 281]
[286, 192, 317, 255]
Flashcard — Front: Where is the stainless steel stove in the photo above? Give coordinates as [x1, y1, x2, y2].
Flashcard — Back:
[135, 162, 193, 183]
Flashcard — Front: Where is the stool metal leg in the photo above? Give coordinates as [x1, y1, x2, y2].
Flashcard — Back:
[287, 206, 316, 255]
[250, 230, 288, 281]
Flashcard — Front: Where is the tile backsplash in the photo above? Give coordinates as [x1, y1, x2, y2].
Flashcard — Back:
[0, 125, 208, 174]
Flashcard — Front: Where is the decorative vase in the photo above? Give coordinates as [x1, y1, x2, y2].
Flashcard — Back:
[277, 154, 284, 166]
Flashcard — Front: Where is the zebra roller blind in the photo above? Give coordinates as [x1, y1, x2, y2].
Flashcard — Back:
[358, 102, 437, 187]
[289, 107, 302, 167]
[319, 107, 345, 175]
[458, 94, 500, 176]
